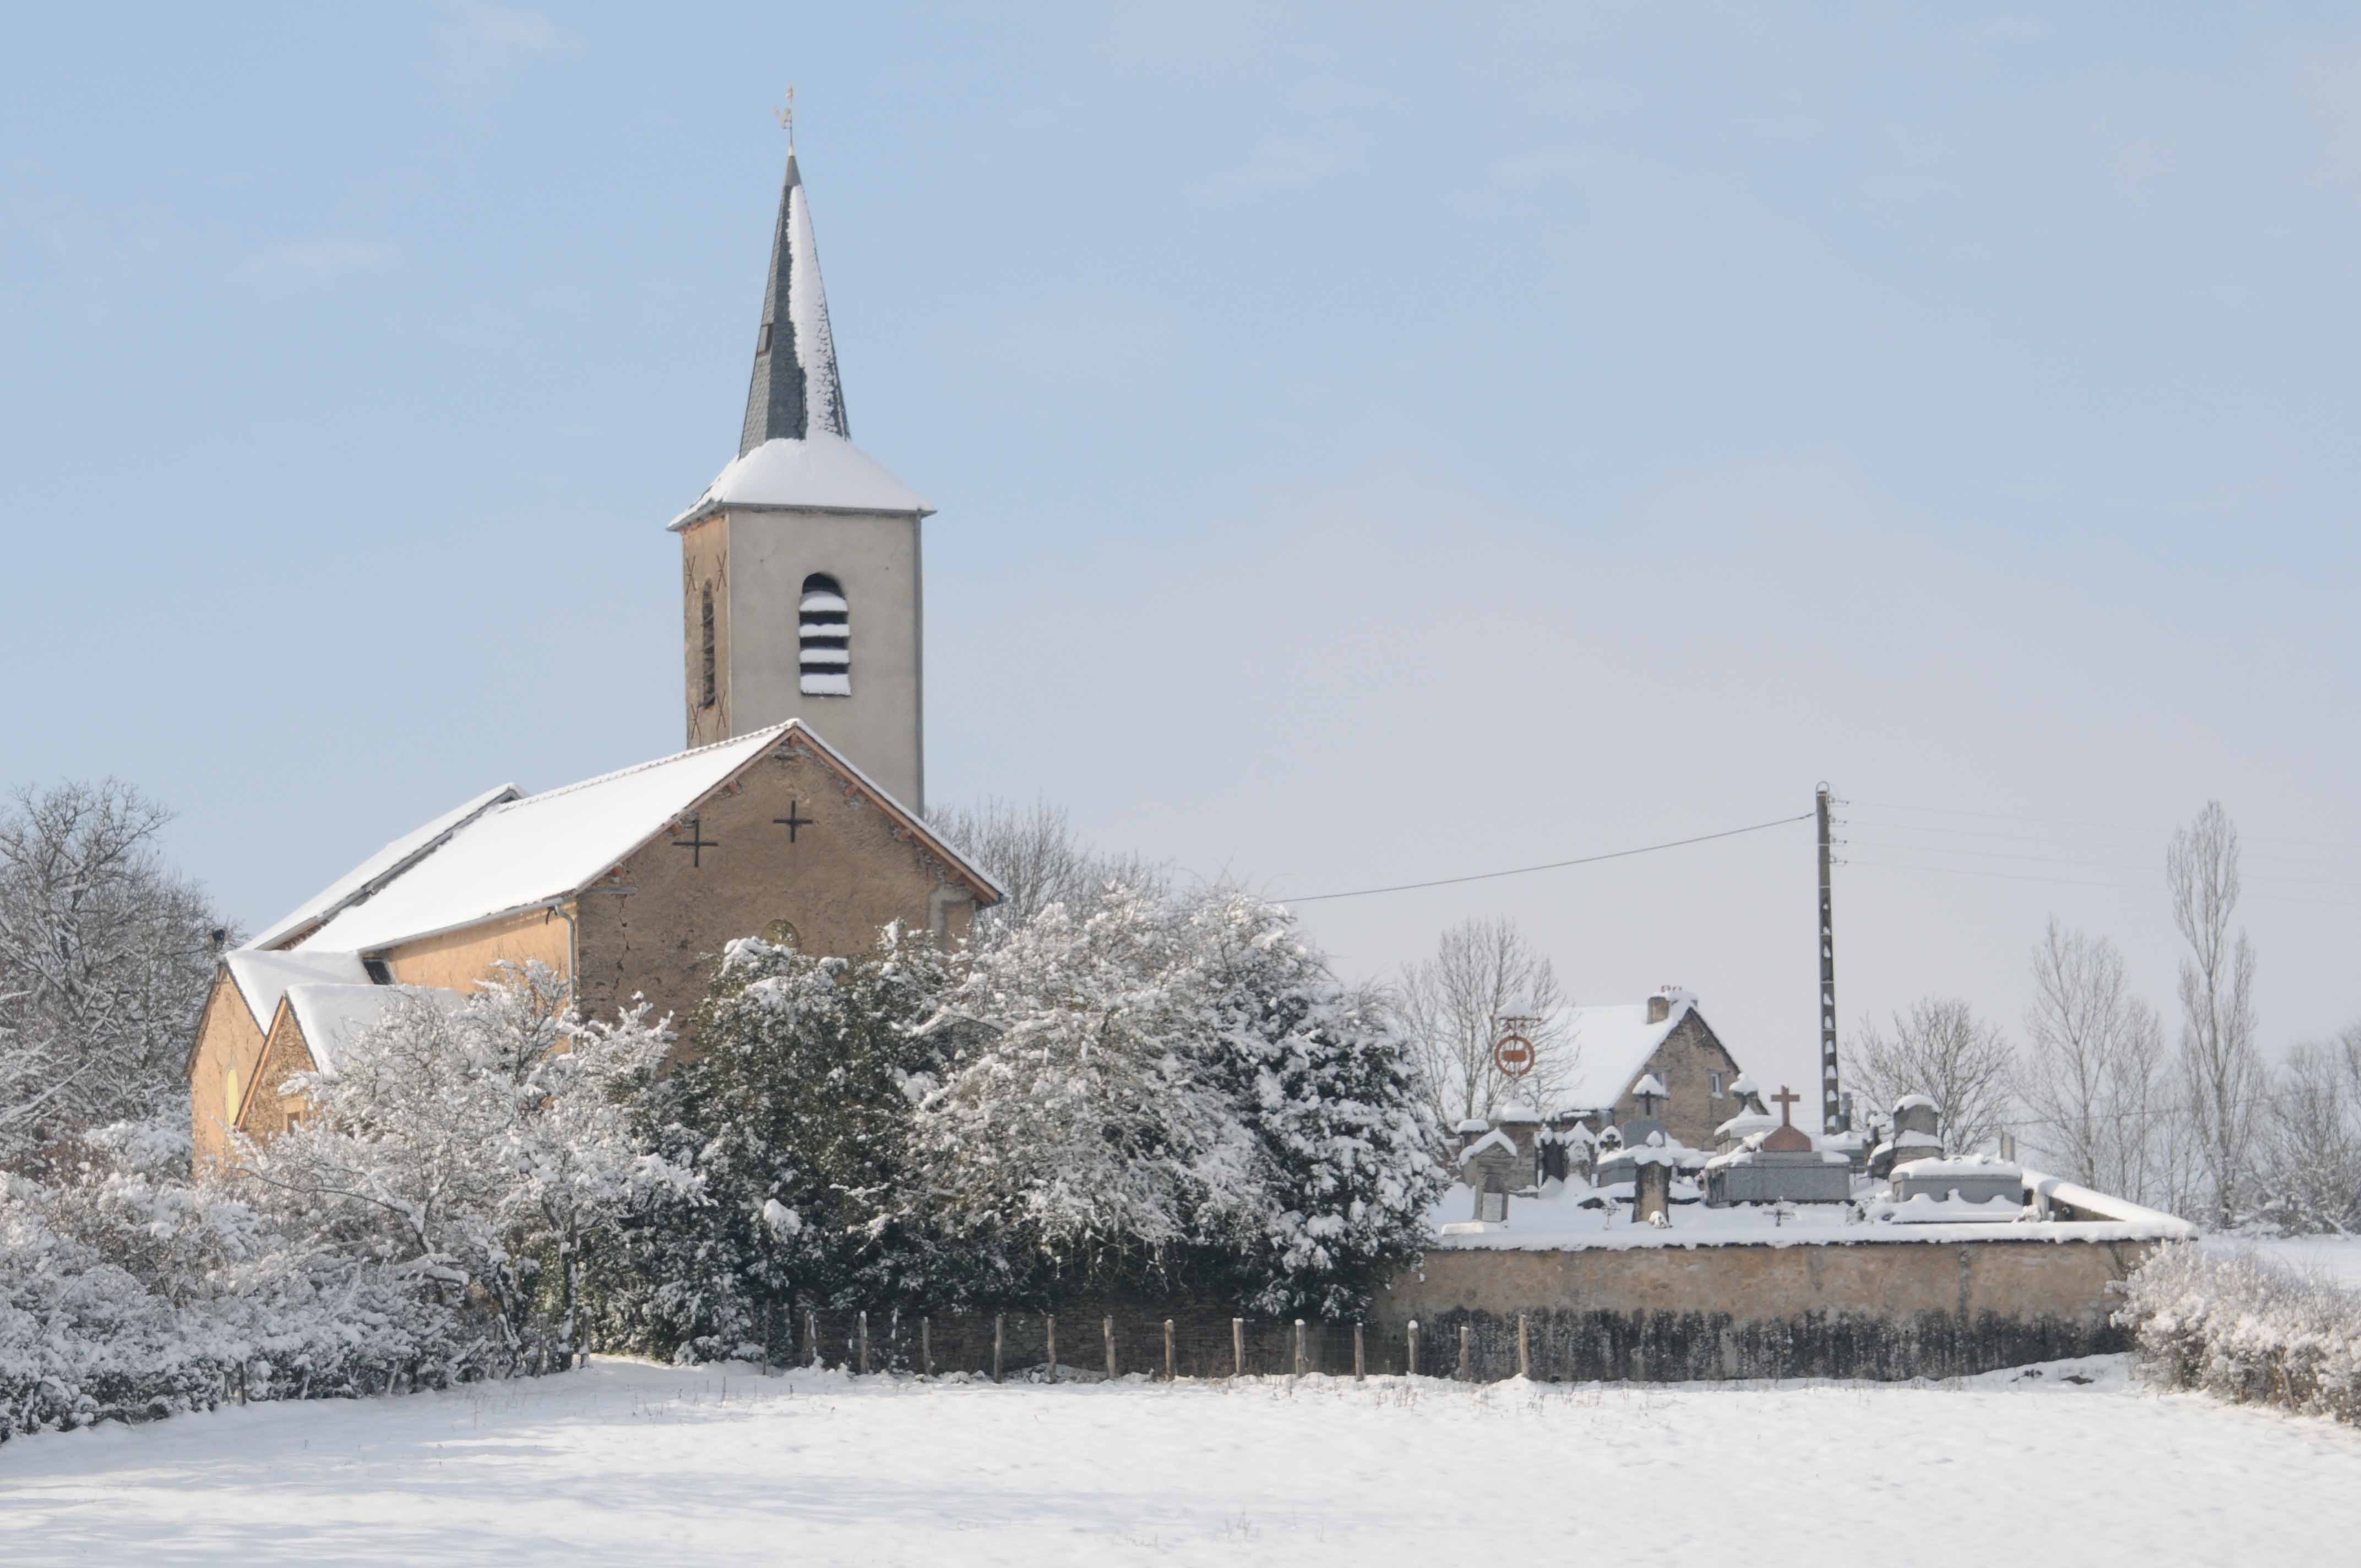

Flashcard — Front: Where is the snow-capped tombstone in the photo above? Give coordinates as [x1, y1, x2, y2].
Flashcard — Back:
[1634, 1136, 1674, 1224]
[1458, 1129, 1525, 1222]
[1891, 1155, 2023, 1208]
[1702, 1084, 1853, 1206]
[1870, 1093, 1945, 1179]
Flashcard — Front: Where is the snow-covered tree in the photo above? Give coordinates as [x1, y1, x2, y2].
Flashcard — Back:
[913, 890, 1254, 1285]
[595, 927, 998, 1360]
[1176, 891, 1445, 1317]
[242, 964, 675, 1370]
[0, 780, 225, 1172]
[2169, 799, 2266, 1227]
[2019, 919, 2174, 1203]
[1850, 997, 2016, 1156]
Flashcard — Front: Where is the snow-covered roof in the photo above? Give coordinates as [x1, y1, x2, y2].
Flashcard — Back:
[282, 983, 464, 1074]
[289, 721, 1000, 957]
[669, 434, 931, 527]
[249, 785, 518, 950]
[223, 948, 369, 1034]
[1892, 1093, 1940, 1113]
[1553, 993, 1701, 1113]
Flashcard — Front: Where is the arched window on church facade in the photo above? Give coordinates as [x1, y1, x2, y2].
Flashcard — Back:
[799, 573, 850, 696]
[699, 582, 717, 709]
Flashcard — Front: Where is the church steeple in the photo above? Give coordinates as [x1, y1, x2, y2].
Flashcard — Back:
[738, 150, 849, 456]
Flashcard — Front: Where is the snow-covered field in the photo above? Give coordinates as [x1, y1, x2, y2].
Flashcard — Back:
[5, 1356, 2359, 1566]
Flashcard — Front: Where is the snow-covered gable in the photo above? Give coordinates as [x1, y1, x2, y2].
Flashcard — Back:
[249, 785, 518, 950]
[223, 949, 370, 1034]
[670, 434, 931, 526]
[293, 720, 1002, 956]
[1553, 992, 1699, 1114]
[282, 982, 464, 1074]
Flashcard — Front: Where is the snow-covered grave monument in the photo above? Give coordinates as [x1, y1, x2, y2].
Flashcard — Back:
[1394, 1048, 2195, 1381]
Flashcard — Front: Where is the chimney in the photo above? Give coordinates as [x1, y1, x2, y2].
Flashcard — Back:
[1647, 993, 1671, 1024]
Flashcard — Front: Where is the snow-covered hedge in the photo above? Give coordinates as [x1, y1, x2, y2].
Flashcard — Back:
[2121, 1243, 2361, 1425]
[1, 1136, 450, 1442]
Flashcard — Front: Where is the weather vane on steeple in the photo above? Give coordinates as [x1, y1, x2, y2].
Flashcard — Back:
[776, 84, 795, 150]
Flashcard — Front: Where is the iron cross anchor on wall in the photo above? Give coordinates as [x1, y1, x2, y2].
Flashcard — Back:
[671, 816, 719, 867]
[774, 801, 814, 843]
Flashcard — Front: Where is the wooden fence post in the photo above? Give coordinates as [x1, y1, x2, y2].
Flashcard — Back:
[1163, 1319, 1176, 1382]
[1354, 1324, 1366, 1381]
[804, 1309, 818, 1369]
[1232, 1317, 1245, 1379]
[1103, 1316, 1117, 1381]
[763, 1303, 775, 1376]
[857, 1310, 869, 1375]
[1517, 1314, 1531, 1380]
[1407, 1320, 1419, 1378]
[921, 1317, 933, 1378]
[1293, 1319, 1307, 1376]
[1047, 1315, 1058, 1383]
[1458, 1324, 1472, 1382]
[993, 1314, 1005, 1383]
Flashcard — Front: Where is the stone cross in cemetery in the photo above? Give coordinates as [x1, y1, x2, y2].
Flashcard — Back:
[1771, 1084, 1802, 1126]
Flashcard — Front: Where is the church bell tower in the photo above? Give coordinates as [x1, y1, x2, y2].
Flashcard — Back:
[668, 140, 932, 813]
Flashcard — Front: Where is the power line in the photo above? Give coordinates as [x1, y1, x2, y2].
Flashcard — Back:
[1276, 812, 1813, 904]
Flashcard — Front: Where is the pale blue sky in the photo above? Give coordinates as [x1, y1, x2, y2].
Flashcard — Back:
[5, 3, 2355, 1108]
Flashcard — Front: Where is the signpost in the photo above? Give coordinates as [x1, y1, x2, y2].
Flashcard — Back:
[1492, 1016, 1541, 1080]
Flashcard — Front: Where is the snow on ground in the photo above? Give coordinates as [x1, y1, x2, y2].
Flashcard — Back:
[6, 1357, 2360, 1566]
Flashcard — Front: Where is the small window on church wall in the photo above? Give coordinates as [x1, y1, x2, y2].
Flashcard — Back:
[700, 582, 717, 708]
[799, 573, 850, 696]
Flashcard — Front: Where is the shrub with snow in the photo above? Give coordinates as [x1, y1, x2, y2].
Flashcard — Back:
[2120, 1242, 2361, 1425]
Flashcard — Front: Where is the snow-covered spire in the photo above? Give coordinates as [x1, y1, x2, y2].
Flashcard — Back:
[739, 149, 848, 456]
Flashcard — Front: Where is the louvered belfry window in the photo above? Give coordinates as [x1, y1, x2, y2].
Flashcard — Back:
[799, 573, 850, 696]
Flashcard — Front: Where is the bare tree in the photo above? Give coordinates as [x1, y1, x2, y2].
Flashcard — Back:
[0, 780, 226, 1170]
[2254, 1025, 2361, 1235]
[2169, 799, 2265, 1227]
[1850, 997, 2016, 1157]
[1394, 917, 1576, 1130]
[2019, 919, 2171, 1202]
[930, 796, 1169, 935]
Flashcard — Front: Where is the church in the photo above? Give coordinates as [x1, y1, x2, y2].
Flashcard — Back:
[186, 145, 999, 1166]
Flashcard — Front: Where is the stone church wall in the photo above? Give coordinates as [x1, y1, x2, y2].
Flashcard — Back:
[682, 515, 732, 749]
[572, 738, 973, 1054]
[379, 907, 572, 996]
[189, 972, 265, 1168]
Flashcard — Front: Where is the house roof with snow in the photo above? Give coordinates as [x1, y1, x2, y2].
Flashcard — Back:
[1552, 991, 1710, 1114]
[669, 149, 928, 527]
[223, 948, 371, 1033]
[264, 720, 998, 957]
[279, 983, 465, 1075]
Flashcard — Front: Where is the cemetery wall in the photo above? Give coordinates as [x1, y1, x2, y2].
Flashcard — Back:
[1374, 1236, 2164, 1380]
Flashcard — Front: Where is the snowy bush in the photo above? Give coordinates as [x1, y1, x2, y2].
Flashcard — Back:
[910, 888, 1443, 1316]
[246, 963, 677, 1373]
[2120, 1243, 2361, 1425]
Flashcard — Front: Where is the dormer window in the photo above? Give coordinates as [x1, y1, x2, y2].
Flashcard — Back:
[757, 320, 773, 356]
[799, 573, 850, 696]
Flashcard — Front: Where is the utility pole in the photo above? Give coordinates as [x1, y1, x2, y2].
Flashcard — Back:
[1816, 783, 1841, 1132]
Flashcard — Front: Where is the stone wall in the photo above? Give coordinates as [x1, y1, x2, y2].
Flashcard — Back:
[1375, 1238, 2161, 1381]
[236, 1008, 320, 1144]
[380, 907, 571, 995]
